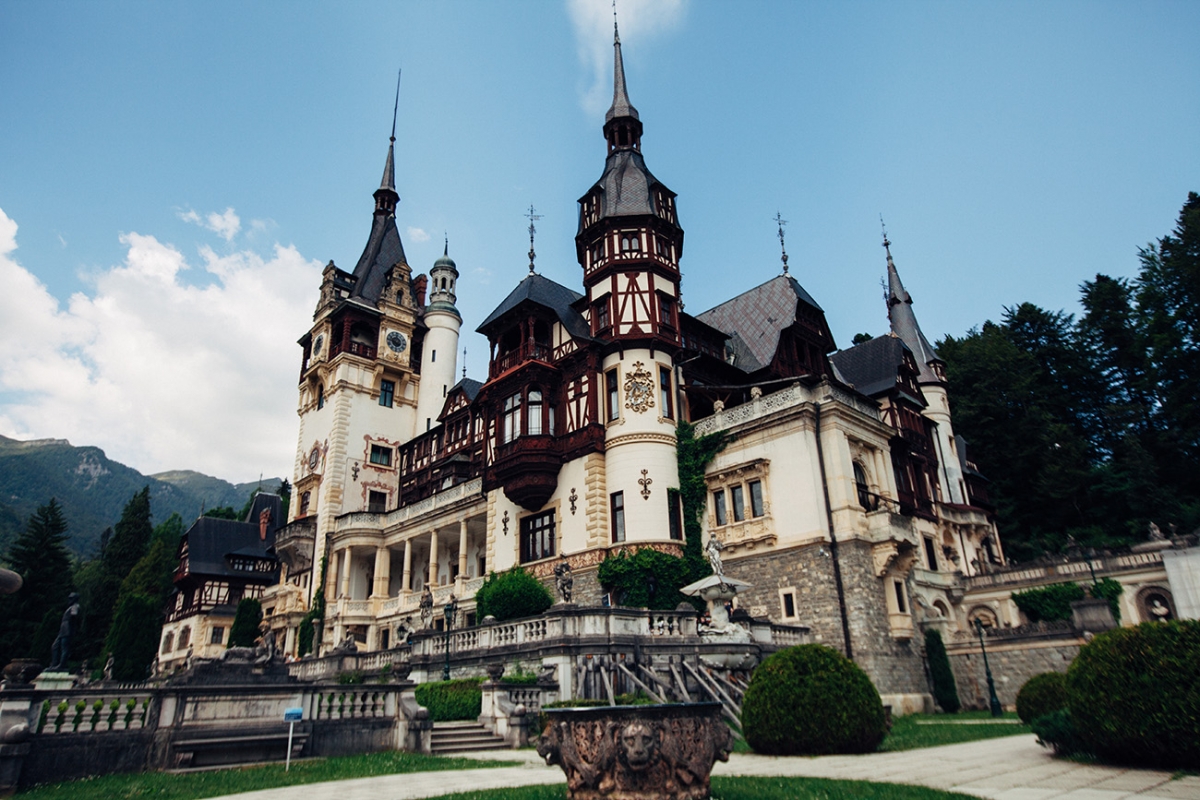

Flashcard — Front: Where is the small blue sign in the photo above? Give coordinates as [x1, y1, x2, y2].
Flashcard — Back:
[284, 707, 303, 722]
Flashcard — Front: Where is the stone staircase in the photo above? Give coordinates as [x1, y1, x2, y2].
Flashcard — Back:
[430, 720, 509, 754]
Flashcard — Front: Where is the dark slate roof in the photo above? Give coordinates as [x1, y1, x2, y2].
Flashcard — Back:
[351, 213, 406, 304]
[956, 435, 988, 479]
[477, 273, 591, 340]
[886, 252, 941, 384]
[180, 492, 282, 579]
[452, 377, 484, 402]
[606, 31, 638, 123]
[724, 331, 763, 373]
[582, 150, 668, 223]
[695, 275, 826, 370]
[830, 334, 910, 397]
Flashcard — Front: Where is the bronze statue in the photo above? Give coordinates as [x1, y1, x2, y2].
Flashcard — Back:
[47, 592, 81, 671]
[554, 555, 574, 603]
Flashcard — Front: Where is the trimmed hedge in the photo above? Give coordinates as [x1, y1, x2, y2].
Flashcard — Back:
[924, 629, 960, 713]
[474, 568, 553, 622]
[1012, 582, 1085, 622]
[741, 644, 886, 755]
[1015, 672, 1067, 724]
[1067, 620, 1200, 769]
[415, 677, 483, 722]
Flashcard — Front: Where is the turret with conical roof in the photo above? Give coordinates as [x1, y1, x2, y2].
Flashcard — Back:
[415, 239, 462, 434]
[884, 233, 944, 385]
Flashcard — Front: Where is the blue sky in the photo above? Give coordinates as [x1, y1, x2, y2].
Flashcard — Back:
[1, 0, 1197, 483]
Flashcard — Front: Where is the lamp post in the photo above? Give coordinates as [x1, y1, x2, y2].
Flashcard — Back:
[442, 594, 458, 682]
[974, 617, 1003, 717]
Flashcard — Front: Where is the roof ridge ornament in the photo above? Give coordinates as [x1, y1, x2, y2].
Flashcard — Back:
[379, 69, 402, 194]
[775, 211, 790, 275]
[525, 204, 542, 274]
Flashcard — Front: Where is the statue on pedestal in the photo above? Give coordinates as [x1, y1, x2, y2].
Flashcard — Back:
[554, 555, 573, 603]
[419, 585, 434, 630]
[47, 593, 81, 671]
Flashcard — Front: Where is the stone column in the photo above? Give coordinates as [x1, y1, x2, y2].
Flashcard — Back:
[402, 538, 413, 593]
[338, 547, 352, 598]
[284, 625, 296, 656]
[457, 520, 469, 586]
[372, 546, 391, 598]
[429, 530, 440, 587]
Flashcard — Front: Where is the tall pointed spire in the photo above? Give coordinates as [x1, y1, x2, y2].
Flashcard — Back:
[606, 14, 639, 123]
[373, 70, 402, 215]
[882, 220, 943, 384]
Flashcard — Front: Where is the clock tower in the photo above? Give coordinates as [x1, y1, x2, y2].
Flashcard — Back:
[291, 131, 423, 603]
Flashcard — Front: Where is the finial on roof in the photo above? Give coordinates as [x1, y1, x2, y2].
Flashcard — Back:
[775, 211, 790, 275]
[880, 214, 893, 264]
[444, 232, 448, 257]
[525, 204, 542, 274]
[391, 69, 401, 142]
[462, 347, 467, 380]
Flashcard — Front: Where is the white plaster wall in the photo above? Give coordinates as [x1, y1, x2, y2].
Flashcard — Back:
[415, 310, 461, 434]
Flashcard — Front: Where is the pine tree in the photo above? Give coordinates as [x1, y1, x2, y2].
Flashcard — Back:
[229, 598, 263, 648]
[80, 487, 154, 662]
[105, 593, 161, 682]
[0, 499, 74, 666]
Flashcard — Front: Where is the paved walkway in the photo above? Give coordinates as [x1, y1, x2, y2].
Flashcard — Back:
[210, 735, 1200, 800]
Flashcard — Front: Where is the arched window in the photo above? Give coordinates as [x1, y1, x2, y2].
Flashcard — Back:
[162, 631, 175, 654]
[178, 627, 191, 650]
[299, 491, 311, 517]
[853, 463, 872, 509]
[621, 232, 640, 252]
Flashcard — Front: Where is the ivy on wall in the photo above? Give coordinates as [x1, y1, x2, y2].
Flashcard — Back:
[1012, 578, 1124, 624]
[597, 421, 730, 609]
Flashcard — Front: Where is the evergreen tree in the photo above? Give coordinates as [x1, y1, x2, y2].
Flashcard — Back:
[0, 499, 74, 666]
[228, 598, 263, 648]
[80, 487, 153, 661]
[105, 593, 161, 682]
[924, 629, 960, 713]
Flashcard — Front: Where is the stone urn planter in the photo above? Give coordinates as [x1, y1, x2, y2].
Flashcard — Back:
[537, 702, 731, 800]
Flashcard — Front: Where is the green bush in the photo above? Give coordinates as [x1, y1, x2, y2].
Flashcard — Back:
[1015, 672, 1067, 724]
[923, 629, 960, 713]
[474, 568, 552, 622]
[415, 677, 483, 722]
[1067, 620, 1200, 769]
[1012, 582, 1085, 622]
[597, 548, 699, 611]
[741, 644, 886, 755]
[1089, 578, 1123, 624]
[1031, 709, 1086, 756]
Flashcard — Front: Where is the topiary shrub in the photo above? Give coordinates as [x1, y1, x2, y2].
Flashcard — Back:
[1067, 620, 1200, 769]
[923, 629, 960, 713]
[474, 567, 553, 622]
[1015, 671, 1067, 724]
[414, 677, 483, 721]
[741, 644, 886, 755]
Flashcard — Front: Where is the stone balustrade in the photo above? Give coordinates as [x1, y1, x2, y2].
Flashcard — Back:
[36, 689, 153, 734]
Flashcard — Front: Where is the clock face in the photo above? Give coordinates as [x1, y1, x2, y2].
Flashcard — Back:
[386, 330, 408, 353]
[308, 446, 320, 471]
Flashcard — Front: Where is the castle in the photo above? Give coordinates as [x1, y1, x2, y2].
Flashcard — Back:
[166, 27, 1190, 711]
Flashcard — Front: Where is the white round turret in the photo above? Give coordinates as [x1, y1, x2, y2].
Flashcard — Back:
[415, 246, 462, 433]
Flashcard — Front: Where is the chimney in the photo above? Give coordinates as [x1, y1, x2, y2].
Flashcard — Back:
[413, 275, 428, 308]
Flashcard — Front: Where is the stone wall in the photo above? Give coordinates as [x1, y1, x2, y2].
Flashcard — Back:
[724, 539, 928, 697]
[947, 634, 1082, 710]
[20, 730, 155, 789]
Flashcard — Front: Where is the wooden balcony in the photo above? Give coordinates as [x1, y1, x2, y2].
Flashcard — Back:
[489, 435, 563, 511]
[490, 341, 552, 378]
[330, 340, 377, 360]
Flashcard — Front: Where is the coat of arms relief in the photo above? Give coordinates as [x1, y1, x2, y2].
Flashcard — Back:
[623, 361, 655, 414]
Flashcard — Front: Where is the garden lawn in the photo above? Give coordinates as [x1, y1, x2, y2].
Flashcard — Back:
[881, 711, 1030, 752]
[424, 777, 981, 800]
[16, 751, 514, 800]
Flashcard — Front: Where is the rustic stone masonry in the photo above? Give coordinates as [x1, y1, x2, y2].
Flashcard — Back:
[947, 629, 1082, 710]
[724, 539, 929, 699]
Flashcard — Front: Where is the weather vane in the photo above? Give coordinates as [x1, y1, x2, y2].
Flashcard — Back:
[525, 204, 542, 274]
[880, 214, 892, 256]
[462, 347, 467, 380]
[774, 211, 789, 275]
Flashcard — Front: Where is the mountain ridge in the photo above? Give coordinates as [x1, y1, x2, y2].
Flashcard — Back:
[0, 435, 283, 557]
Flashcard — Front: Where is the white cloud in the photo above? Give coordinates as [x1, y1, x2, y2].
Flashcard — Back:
[0, 206, 323, 483]
[567, 0, 688, 115]
[406, 226, 431, 243]
[178, 206, 242, 241]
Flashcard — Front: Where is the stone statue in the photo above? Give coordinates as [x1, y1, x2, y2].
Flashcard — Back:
[47, 592, 81, 671]
[102, 653, 115, 681]
[554, 555, 573, 603]
[1148, 521, 1166, 541]
[255, 624, 278, 664]
[396, 617, 414, 645]
[419, 585, 434, 630]
[332, 634, 358, 654]
[705, 535, 727, 587]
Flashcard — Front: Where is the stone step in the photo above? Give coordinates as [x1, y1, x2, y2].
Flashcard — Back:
[430, 721, 507, 753]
